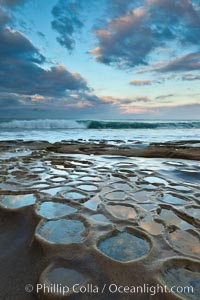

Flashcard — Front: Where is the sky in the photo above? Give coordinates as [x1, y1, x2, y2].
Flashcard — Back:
[0, 0, 200, 120]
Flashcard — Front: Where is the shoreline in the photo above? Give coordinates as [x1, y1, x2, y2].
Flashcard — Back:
[0, 140, 199, 299]
[1, 139, 200, 160]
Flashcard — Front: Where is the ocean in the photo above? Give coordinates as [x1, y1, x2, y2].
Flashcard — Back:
[0, 119, 200, 143]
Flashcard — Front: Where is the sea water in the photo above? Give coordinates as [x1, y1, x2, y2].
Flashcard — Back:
[0, 119, 200, 143]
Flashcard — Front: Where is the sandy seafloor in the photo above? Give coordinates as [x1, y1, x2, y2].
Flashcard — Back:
[0, 139, 200, 300]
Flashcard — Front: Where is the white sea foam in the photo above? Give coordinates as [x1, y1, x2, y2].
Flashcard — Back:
[0, 119, 85, 129]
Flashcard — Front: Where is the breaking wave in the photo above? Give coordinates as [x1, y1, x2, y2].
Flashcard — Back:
[0, 119, 84, 129]
[0, 119, 200, 130]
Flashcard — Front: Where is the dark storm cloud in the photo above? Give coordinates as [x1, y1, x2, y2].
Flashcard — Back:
[0, 89, 121, 119]
[0, 22, 88, 97]
[0, 26, 45, 63]
[156, 52, 200, 72]
[90, 0, 200, 68]
[0, 63, 88, 96]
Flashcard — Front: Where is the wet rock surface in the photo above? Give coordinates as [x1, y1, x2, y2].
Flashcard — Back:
[0, 141, 199, 299]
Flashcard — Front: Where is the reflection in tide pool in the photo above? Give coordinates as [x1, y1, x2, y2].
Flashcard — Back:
[139, 203, 157, 211]
[170, 185, 191, 192]
[78, 184, 98, 192]
[162, 264, 200, 300]
[36, 219, 85, 244]
[186, 207, 200, 220]
[46, 267, 87, 288]
[144, 176, 168, 185]
[63, 191, 88, 202]
[41, 187, 64, 196]
[167, 230, 200, 257]
[140, 215, 164, 235]
[160, 193, 187, 205]
[104, 190, 127, 201]
[160, 209, 194, 230]
[1, 146, 200, 299]
[90, 214, 110, 223]
[132, 190, 154, 202]
[0, 194, 36, 209]
[107, 204, 137, 219]
[83, 195, 101, 211]
[37, 201, 77, 219]
[98, 231, 150, 262]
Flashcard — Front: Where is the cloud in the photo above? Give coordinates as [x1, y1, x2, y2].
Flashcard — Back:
[0, 4, 125, 119]
[133, 96, 152, 103]
[0, 24, 88, 97]
[155, 94, 174, 101]
[1, 1, 199, 120]
[65, 100, 93, 109]
[107, 0, 143, 17]
[156, 52, 200, 72]
[51, 0, 83, 51]
[0, 89, 123, 119]
[129, 79, 153, 86]
[0, 26, 45, 63]
[102, 95, 152, 105]
[89, 7, 154, 68]
[120, 105, 155, 114]
[89, 0, 200, 69]
[50, 0, 145, 52]
[119, 102, 200, 118]
[181, 73, 200, 81]
[0, 4, 97, 117]
[51, 0, 200, 73]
